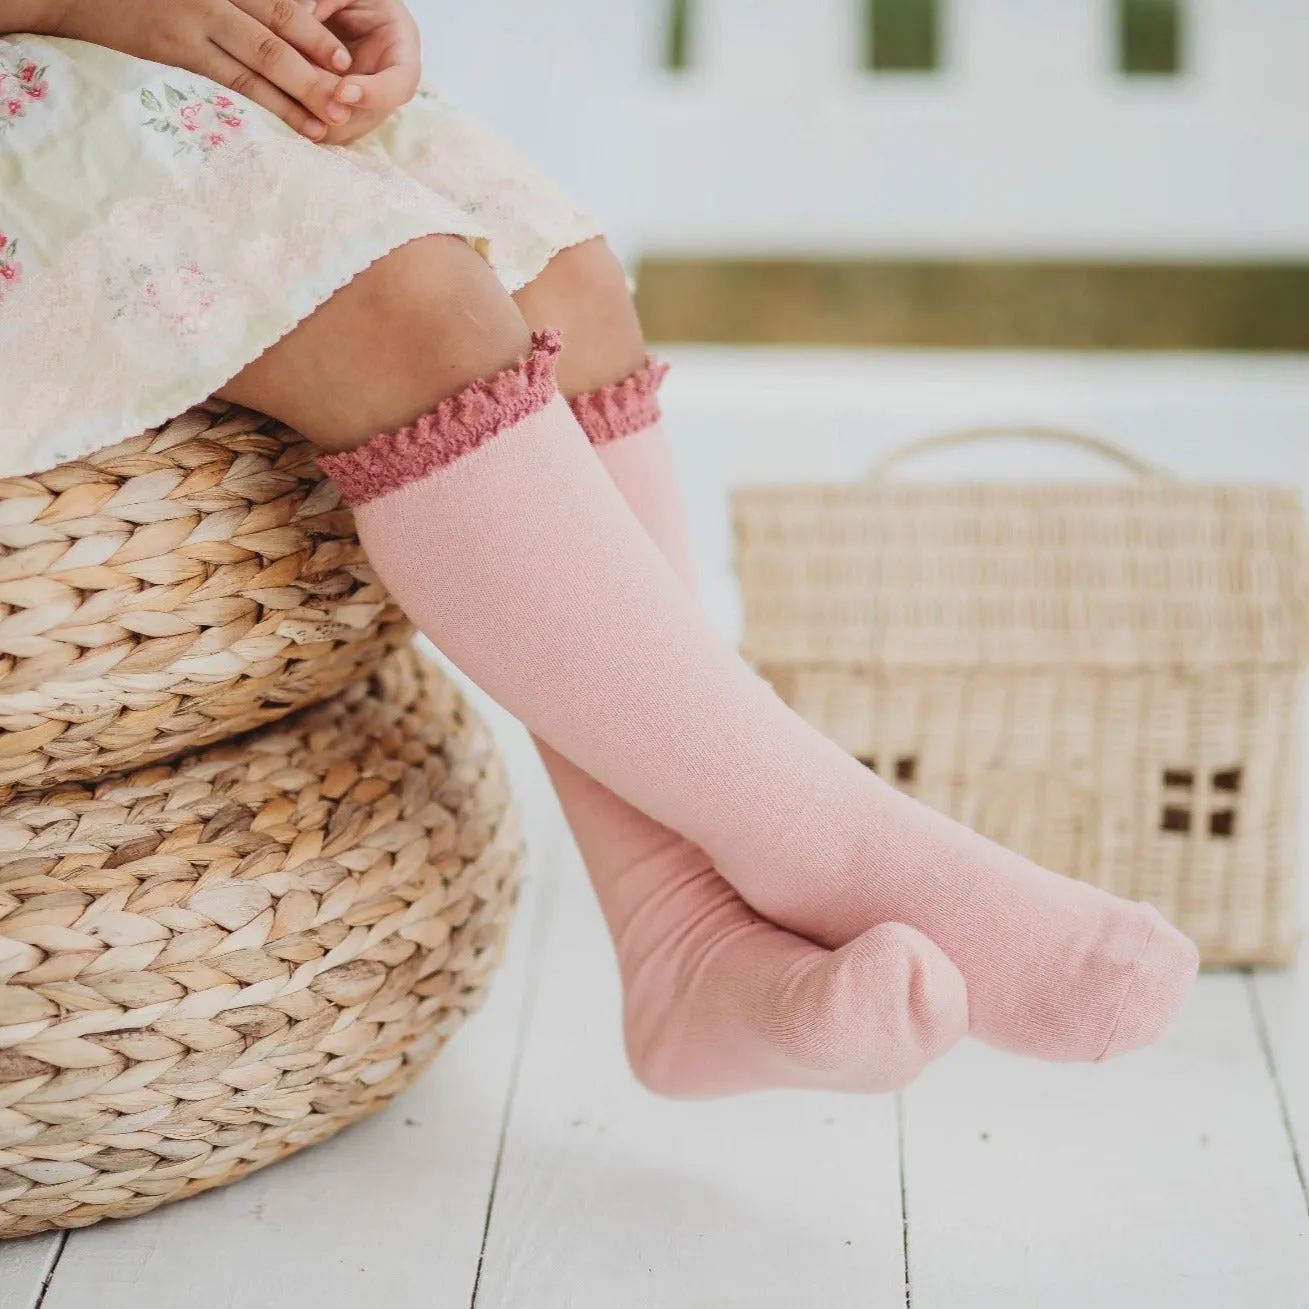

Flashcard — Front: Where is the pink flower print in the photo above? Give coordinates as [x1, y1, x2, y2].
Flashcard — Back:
[0, 233, 21, 301]
[0, 56, 48, 126]
[140, 83, 246, 155]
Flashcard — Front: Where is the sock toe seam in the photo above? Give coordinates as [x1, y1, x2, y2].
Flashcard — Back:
[1094, 915, 1160, 1063]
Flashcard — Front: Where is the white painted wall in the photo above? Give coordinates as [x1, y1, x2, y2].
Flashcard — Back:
[405, 1, 1309, 260]
[407, 0, 661, 262]
[644, 0, 1309, 258]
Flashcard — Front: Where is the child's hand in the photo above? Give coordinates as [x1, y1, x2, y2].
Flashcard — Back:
[308, 0, 420, 145]
[54, 0, 358, 141]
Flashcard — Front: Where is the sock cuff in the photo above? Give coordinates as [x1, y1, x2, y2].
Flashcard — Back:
[569, 357, 670, 447]
[319, 329, 563, 506]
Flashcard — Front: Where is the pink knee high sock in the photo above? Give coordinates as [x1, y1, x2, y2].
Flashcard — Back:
[529, 365, 967, 1096]
[322, 334, 1198, 1066]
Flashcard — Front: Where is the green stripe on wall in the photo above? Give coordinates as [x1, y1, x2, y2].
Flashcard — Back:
[634, 259, 1309, 351]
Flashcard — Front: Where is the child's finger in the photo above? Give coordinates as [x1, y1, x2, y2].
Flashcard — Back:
[199, 42, 331, 141]
[215, 6, 354, 127]
[337, 62, 419, 114]
[238, 0, 352, 73]
[310, 0, 354, 20]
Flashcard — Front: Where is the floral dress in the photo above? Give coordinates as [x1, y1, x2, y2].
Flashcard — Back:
[0, 34, 602, 476]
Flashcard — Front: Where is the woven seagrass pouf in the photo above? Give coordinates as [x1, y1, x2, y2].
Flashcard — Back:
[0, 646, 521, 1238]
[0, 401, 414, 801]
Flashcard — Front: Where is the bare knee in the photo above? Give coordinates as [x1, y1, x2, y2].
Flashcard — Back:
[348, 236, 530, 402]
[514, 238, 647, 398]
[220, 235, 532, 452]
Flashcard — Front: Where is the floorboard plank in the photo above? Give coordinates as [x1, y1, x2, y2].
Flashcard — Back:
[473, 845, 907, 1309]
[37, 676, 561, 1309]
[1251, 963, 1309, 1211]
[903, 974, 1309, 1309]
[0, 1232, 62, 1309]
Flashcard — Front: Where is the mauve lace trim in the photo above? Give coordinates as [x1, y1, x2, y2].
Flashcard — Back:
[319, 329, 563, 505]
[569, 357, 670, 446]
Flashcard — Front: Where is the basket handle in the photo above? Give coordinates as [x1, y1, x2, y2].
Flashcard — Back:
[868, 427, 1168, 481]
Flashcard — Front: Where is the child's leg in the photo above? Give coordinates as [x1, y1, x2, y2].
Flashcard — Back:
[515, 248, 971, 1094]
[510, 240, 1199, 1064]
[514, 242, 697, 577]
[221, 235, 968, 1096]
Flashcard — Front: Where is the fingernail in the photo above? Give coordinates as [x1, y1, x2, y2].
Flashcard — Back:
[327, 102, 350, 123]
[337, 82, 363, 104]
[332, 48, 351, 72]
[303, 120, 326, 140]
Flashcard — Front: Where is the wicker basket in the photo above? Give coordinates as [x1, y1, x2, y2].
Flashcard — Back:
[734, 429, 1309, 967]
[0, 645, 522, 1238]
[0, 401, 413, 801]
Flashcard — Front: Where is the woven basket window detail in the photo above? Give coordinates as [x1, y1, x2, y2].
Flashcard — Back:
[1159, 765, 1244, 839]
[856, 754, 918, 788]
[1210, 810, 1237, 838]
[1161, 805, 1193, 834]
[1213, 767, 1243, 793]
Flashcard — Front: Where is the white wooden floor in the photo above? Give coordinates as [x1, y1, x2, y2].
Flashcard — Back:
[5, 349, 1309, 1308]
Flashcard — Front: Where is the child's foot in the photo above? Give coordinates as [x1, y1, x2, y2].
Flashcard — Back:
[740, 748, 1199, 1063]
[543, 746, 967, 1097]
[611, 831, 969, 1099]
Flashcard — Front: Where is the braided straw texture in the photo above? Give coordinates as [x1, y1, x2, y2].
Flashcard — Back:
[735, 482, 1309, 671]
[0, 646, 522, 1238]
[735, 471, 1309, 967]
[0, 401, 414, 802]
